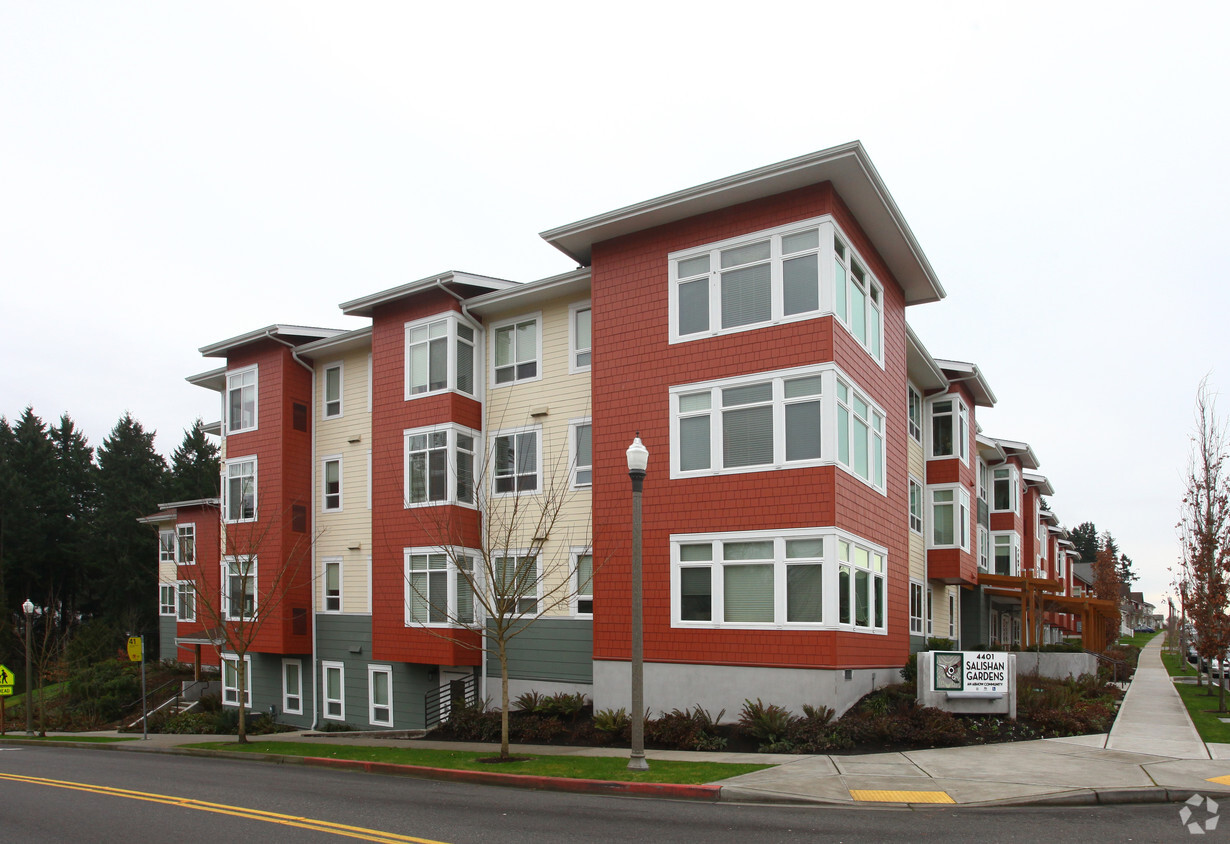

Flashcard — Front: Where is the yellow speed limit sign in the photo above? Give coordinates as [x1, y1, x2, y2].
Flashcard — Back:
[127, 637, 143, 662]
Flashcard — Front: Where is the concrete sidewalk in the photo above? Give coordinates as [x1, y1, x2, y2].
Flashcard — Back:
[12, 635, 1230, 808]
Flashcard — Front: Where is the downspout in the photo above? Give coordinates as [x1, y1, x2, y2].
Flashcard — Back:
[264, 330, 319, 728]
[433, 279, 489, 706]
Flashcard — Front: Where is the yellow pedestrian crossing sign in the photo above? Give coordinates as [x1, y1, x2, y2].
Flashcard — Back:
[127, 637, 143, 662]
[0, 663, 13, 695]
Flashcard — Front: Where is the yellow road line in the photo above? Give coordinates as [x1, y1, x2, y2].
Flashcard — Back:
[1206, 775, 1230, 786]
[849, 789, 955, 804]
[0, 772, 451, 844]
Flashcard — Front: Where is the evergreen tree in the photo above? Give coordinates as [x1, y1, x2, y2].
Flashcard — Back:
[1069, 521, 1099, 562]
[1118, 553, 1138, 587]
[48, 415, 98, 625]
[94, 413, 168, 632]
[4, 409, 60, 614]
[166, 419, 220, 502]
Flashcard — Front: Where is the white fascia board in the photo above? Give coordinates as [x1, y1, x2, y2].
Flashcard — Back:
[933, 358, 997, 407]
[1023, 471, 1055, 496]
[540, 141, 945, 306]
[906, 324, 948, 393]
[990, 438, 1040, 470]
[297, 326, 373, 358]
[339, 271, 519, 317]
[157, 498, 221, 510]
[466, 268, 591, 317]
[199, 325, 346, 358]
[186, 366, 227, 392]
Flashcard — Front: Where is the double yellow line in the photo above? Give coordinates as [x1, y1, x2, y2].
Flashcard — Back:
[0, 772, 451, 844]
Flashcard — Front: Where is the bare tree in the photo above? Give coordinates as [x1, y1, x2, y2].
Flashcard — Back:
[181, 493, 316, 743]
[1177, 378, 1230, 711]
[403, 424, 594, 761]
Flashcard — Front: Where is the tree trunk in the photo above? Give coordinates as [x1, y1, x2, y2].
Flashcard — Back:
[237, 658, 248, 744]
[498, 639, 509, 760]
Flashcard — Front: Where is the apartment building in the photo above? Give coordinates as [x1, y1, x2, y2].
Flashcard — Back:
[148, 141, 1117, 728]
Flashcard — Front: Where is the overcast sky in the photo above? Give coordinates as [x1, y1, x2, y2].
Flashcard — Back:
[3, 2, 1227, 613]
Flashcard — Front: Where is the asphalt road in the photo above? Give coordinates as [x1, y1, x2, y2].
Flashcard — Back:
[0, 745, 1210, 843]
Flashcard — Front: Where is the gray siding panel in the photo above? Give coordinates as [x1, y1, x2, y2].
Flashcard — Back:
[159, 617, 177, 662]
[486, 618, 593, 683]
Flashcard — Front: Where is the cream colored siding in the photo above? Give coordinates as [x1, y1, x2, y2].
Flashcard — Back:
[484, 296, 591, 618]
[908, 437, 925, 582]
[315, 345, 373, 614]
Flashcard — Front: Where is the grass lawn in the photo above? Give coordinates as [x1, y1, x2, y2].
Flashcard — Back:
[187, 741, 772, 784]
[0, 734, 136, 743]
[1161, 650, 1230, 743]
[1118, 631, 1161, 649]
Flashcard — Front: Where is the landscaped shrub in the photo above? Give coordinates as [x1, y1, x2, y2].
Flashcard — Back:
[537, 692, 587, 718]
[65, 659, 140, 725]
[738, 698, 795, 748]
[513, 691, 544, 712]
[513, 714, 566, 743]
[647, 705, 726, 751]
[445, 699, 501, 742]
[592, 707, 629, 734]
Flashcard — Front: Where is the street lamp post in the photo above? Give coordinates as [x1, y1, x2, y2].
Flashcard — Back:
[22, 599, 34, 736]
[626, 435, 649, 771]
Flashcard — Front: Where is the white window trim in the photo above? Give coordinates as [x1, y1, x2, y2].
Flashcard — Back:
[225, 365, 258, 435]
[368, 664, 394, 727]
[403, 423, 479, 509]
[667, 216, 884, 367]
[223, 455, 258, 524]
[159, 530, 176, 564]
[926, 394, 969, 464]
[927, 484, 971, 552]
[322, 454, 344, 512]
[403, 312, 480, 401]
[907, 383, 923, 443]
[978, 526, 990, 571]
[489, 311, 543, 388]
[569, 301, 592, 374]
[991, 531, 1021, 577]
[570, 417, 592, 490]
[991, 464, 1021, 515]
[366, 449, 372, 510]
[322, 660, 345, 721]
[909, 579, 924, 635]
[322, 361, 344, 419]
[492, 424, 542, 498]
[221, 653, 252, 708]
[159, 583, 176, 616]
[404, 547, 480, 628]
[366, 353, 372, 412]
[669, 363, 885, 493]
[926, 589, 934, 636]
[948, 591, 958, 639]
[222, 556, 258, 621]
[322, 556, 343, 613]
[571, 547, 594, 618]
[282, 658, 303, 715]
[176, 580, 196, 622]
[493, 548, 541, 617]
[908, 476, 924, 535]
[176, 523, 196, 565]
[669, 526, 886, 633]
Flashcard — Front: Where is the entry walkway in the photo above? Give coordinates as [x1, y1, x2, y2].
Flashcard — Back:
[14, 636, 1230, 806]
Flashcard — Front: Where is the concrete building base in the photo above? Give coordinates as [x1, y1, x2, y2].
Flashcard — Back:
[593, 660, 896, 721]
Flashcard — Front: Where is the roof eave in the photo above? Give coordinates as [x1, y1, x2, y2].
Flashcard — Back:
[339, 271, 519, 318]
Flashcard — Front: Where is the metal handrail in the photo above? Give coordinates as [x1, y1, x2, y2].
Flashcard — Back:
[1085, 649, 1132, 683]
[424, 674, 477, 729]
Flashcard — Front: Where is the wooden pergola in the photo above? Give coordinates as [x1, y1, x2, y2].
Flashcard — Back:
[978, 573, 1120, 652]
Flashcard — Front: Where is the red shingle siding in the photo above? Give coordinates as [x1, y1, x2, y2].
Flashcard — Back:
[590, 182, 911, 671]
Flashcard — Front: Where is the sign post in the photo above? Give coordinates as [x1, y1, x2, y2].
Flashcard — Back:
[128, 636, 147, 740]
[0, 663, 13, 736]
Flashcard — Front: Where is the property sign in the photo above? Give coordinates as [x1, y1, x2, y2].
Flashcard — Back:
[127, 637, 143, 662]
[932, 651, 1010, 694]
[0, 663, 12, 695]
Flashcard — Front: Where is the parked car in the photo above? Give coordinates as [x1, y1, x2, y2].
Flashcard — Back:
[1134, 627, 1155, 634]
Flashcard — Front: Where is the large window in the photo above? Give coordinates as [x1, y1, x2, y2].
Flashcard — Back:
[495, 553, 539, 615]
[224, 457, 257, 523]
[909, 580, 924, 635]
[323, 363, 343, 418]
[222, 655, 251, 707]
[323, 558, 342, 612]
[907, 385, 922, 442]
[177, 524, 195, 564]
[494, 428, 539, 495]
[670, 364, 884, 490]
[177, 581, 196, 621]
[405, 314, 477, 399]
[492, 315, 540, 386]
[323, 457, 342, 512]
[571, 421, 592, 489]
[226, 366, 257, 434]
[369, 665, 393, 727]
[403, 424, 476, 507]
[909, 477, 924, 534]
[669, 218, 883, 360]
[159, 530, 176, 564]
[992, 466, 1019, 513]
[283, 659, 303, 715]
[570, 303, 592, 371]
[929, 485, 971, 551]
[322, 661, 344, 720]
[159, 584, 175, 616]
[928, 396, 969, 463]
[992, 532, 1020, 576]
[223, 557, 256, 620]
[672, 528, 885, 631]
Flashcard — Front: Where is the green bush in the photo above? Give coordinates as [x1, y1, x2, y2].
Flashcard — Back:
[738, 698, 795, 747]
[592, 707, 629, 734]
[65, 659, 140, 725]
[513, 691, 544, 712]
[647, 705, 725, 751]
[537, 692, 587, 718]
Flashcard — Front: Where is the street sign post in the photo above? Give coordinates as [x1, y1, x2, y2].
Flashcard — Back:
[127, 636, 147, 740]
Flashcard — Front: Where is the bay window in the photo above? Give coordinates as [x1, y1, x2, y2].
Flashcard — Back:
[929, 485, 971, 551]
[992, 466, 1019, 513]
[928, 396, 969, 462]
[405, 549, 476, 626]
[405, 314, 477, 398]
[404, 424, 476, 507]
[671, 364, 884, 491]
[992, 532, 1020, 576]
[672, 528, 884, 631]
